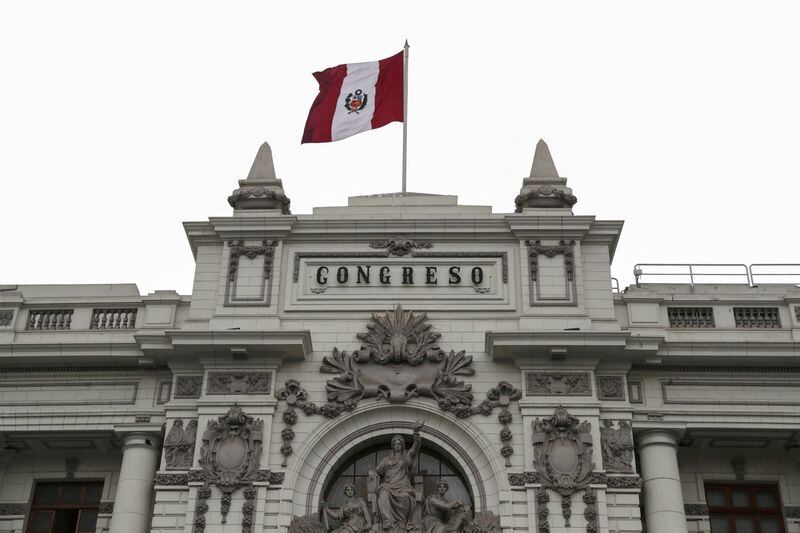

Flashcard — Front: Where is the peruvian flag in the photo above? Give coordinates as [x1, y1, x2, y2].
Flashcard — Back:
[302, 51, 403, 143]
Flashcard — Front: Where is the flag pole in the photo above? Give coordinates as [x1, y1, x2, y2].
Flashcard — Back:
[402, 40, 409, 193]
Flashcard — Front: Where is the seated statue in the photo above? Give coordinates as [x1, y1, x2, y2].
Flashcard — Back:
[421, 479, 470, 533]
[321, 484, 372, 533]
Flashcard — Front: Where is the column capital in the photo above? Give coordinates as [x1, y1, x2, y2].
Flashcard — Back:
[636, 428, 684, 449]
[113, 424, 163, 450]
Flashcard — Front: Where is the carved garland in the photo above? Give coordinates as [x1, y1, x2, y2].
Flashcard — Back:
[275, 307, 521, 467]
[524, 240, 575, 282]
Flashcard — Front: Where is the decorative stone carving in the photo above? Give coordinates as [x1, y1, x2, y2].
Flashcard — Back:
[515, 187, 577, 212]
[600, 420, 634, 473]
[353, 306, 445, 366]
[207, 372, 272, 395]
[369, 235, 433, 256]
[420, 478, 471, 533]
[532, 407, 595, 525]
[606, 476, 642, 489]
[583, 489, 598, 533]
[471, 511, 501, 533]
[0, 503, 28, 515]
[535, 488, 550, 533]
[684, 503, 709, 516]
[154, 473, 189, 486]
[524, 240, 575, 282]
[175, 376, 202, 399]
[795, 306, 800, 322]
[195, 405, 263, 529]
[526, 372, 591, 396]
[0, 310, 14, 327]
[228, 187, 291, 213]
[785, 506, 800, 519]
[288, 514, 326, 533]
[321, 483, 372, 532]
[508, 472, 542, 486]
[165, 419, 198, 469]
[597, 376, 625, 400]
[255, 469, 284, 484]
[227, 240, 278, 282]
[98, 502, 114, 514]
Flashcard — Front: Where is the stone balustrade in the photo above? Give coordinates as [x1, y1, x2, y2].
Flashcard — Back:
[91, 309, 138, 330]
[25, 309, 73, 330]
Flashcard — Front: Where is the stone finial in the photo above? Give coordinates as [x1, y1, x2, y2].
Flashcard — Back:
[227, 142, 291, 214]
[530, 139, 559, 178]
[514, 139, 577, 213]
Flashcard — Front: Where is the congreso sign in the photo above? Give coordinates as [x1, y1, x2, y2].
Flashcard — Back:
[1, 140, 800, 533]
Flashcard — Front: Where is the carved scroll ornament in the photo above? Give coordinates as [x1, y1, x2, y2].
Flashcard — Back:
[194, 405, 263, 532]
[369, 235, 432, 256]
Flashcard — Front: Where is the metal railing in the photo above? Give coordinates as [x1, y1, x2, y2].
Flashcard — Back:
[611, 277, 620, 293]
[634, 263, 800, 287]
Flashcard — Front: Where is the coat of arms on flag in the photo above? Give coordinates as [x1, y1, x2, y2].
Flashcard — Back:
[301, 51, 403, 143]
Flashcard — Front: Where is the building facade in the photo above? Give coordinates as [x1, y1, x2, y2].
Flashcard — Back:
[1, 140, 799, 533]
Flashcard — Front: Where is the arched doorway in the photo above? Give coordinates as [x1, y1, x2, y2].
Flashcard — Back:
[320, 436, 474, 523]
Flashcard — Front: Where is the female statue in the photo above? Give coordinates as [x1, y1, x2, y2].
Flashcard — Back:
[421, 479, 470, 533]
[321, 484, 371, 533]
[368, 420, 424, 531]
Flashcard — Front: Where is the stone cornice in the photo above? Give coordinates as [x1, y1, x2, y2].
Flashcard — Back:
[505, 214, 597, 240]
[486, 330, 631, 361]
[151, 330, 312, 361]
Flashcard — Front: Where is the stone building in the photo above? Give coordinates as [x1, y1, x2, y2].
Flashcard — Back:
[1, 140, 799, 533]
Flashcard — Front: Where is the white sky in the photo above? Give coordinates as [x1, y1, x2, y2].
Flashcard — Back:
[1, 1, 798, 295]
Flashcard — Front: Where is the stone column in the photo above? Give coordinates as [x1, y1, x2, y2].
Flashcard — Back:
[109, 432, 161, 533]
[637, 429, 687, 533]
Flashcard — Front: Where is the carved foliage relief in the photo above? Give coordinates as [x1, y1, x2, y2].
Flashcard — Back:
[526, 372, 591, 396]
[275, 307, 521, 467]
[207, 372, 271, 395]
[175, 376, 202, 399]
[369, 235, 432, 256]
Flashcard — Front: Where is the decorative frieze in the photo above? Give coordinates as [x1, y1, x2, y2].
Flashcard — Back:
[0, 503, 28, 515]
[0, 310, 14, 327]
[606, 476, 643, 489]
[165, 419, 198, 469]
[174, 376, 202, 399]
[25, 309, 73, 330]
[98, 502, 114, 514]
[369, 235, 432, 256]
[597, 376, 626, 400]
[526, 372, 591, 396]
[206, 372, 272, 395]
[155, 473, 189, 485]
[684, 503, 709, 517]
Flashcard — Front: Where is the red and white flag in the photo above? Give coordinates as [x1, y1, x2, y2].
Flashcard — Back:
[302, 51, 404, 143]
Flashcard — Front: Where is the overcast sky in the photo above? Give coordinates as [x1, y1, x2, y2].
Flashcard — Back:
[1, 1, 798, 295]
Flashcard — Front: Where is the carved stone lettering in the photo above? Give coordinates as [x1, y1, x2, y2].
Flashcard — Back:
[207, 372, 272, 395]
[597, 376, 625, 400]
[526, 372, 591, 396]
[175, 376, 202, 399]
[165, 419, 198, 470]
[532, 407, 595, 525]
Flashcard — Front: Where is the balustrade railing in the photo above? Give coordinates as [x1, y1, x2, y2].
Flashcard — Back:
[668, 307, 715, 328]
[25, 310, 73, 331]
[91, 309, 138, 330]
[733, 307, 781, 328]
